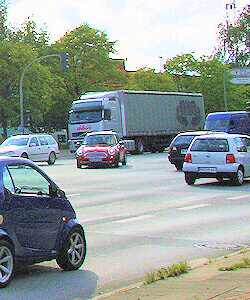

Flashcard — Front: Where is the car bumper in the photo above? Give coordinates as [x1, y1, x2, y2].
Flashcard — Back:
[77, 156, 116, 166]
[183, 163, 241, 178]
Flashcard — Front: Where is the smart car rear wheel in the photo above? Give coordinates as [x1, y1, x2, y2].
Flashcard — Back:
[231, 167, 244, 186]
[56, 228, 86, 270]
[184, 173, 196, 185]
[48, 152, 56, 165]
[0, 241, 15, 288]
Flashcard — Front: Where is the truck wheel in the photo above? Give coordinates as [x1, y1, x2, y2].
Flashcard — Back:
[184, 173, 196, 185]
[135, 139, 144, 154]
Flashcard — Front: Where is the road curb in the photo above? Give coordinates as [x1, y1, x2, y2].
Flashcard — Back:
[92, 248, 249, 300]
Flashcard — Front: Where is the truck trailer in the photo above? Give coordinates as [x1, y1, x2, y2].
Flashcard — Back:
[68, 90, 205, 153]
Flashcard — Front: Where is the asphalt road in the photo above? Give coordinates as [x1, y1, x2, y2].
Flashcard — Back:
[2, 153, 249, 299]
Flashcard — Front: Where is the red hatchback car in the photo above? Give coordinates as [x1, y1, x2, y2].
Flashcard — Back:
[76, 131, 127, 168]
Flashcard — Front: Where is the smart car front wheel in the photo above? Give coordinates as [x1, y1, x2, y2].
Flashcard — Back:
[56, 227, 86, 271]
[0, 240, 15, 288]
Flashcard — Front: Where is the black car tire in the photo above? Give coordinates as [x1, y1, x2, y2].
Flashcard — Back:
[175, 163, 183, 171]
[230, 167, 244, 186]
[48, 152, 56, 165]
[0, 240, 15, 288]
[184, 173, 196, 185]
[114, 155, 119, 168]
[56, 227, 86, 271]
[77, 161, 82, 169]
[122, 153, 127, 165]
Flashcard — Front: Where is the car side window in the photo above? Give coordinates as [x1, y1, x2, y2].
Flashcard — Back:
[241, 137, 250, 152]
[38, 137, 49, 145]
[29, 137, 39, 147]
[6, 164, 50, 196]
[3, 167, 15, 194]
[47, 136, 56, 145]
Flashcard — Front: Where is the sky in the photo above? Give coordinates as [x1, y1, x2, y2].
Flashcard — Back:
[6, 0, 249, 71]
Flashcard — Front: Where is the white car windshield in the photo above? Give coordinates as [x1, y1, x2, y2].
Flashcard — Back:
[1, 137, 29, 146]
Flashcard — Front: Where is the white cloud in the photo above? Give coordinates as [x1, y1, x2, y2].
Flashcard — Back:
[7, 0, 249, 71]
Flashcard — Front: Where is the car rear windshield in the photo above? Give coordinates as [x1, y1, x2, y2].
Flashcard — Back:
[190, 138, 229, 152]
[172, 135, 196, 146]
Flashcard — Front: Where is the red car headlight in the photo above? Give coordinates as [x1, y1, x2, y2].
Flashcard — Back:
[108, 147, 117, 155]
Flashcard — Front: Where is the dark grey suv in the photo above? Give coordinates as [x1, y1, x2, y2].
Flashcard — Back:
[168, 131, 209, 170]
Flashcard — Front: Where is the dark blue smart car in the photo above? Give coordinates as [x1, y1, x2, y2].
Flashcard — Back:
[0, 157, 86, 287]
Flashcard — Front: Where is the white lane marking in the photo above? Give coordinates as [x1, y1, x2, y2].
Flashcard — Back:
[114, 215, 154, 224]
[68, 193, 83, 197]
[226, 195, 250, 200]
[177, 203, 211, 211]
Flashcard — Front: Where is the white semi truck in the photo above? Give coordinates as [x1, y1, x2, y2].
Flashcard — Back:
[68, 90, 205, 153]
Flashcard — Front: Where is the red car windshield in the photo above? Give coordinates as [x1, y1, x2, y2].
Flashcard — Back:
[83, 135, 117, 146]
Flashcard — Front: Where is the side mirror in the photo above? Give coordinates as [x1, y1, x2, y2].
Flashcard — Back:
[49, 184, 66, 198]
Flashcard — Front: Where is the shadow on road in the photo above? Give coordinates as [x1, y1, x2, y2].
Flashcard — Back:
[2, 263, 98, 300]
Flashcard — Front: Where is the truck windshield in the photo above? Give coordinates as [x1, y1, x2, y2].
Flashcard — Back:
[69, 109, 102, 124]
[204, 119, 230, 131]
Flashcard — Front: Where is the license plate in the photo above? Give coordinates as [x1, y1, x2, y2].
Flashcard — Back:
[89, 157, 102, 162]
[181, 149, 187, 154]
[198, 167, 217, 173]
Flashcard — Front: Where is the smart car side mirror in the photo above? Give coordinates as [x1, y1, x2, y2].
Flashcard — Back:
[49, 184, 66, 198]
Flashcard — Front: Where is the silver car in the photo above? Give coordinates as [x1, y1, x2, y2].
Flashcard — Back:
[0, 134, 59, 164]
[183, 133, 250, 186]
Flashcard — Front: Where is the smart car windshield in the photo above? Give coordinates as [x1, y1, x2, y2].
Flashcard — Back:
[1, 137, 29, 147]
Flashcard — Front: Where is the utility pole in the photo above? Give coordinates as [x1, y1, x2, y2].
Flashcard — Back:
[223, 0, 236, 111]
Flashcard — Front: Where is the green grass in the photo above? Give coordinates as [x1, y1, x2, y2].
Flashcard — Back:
[144, 260, 189, 284]
[218, 257, 250, 271]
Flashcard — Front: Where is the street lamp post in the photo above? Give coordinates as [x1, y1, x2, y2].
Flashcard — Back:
[19, 54, 61, 134]
[158, 56, 163, 73]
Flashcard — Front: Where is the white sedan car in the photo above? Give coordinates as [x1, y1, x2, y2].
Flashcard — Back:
[183, 133, 250, 186]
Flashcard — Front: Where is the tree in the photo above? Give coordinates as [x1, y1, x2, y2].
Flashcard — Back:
[164, 53, 248, 114]
[51, 24, 127, 98]
[124, 68, 177, 91]
[217, 5, 250, 67]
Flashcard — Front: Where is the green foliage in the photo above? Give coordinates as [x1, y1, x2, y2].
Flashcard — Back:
[51, 24, 127, 98]
[124, 68, 177, 92]
[164, 53, 250, 114]
[156, 260, 188, 280]
[217, 5, 250, 67]
[0, 2, 249, 136]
